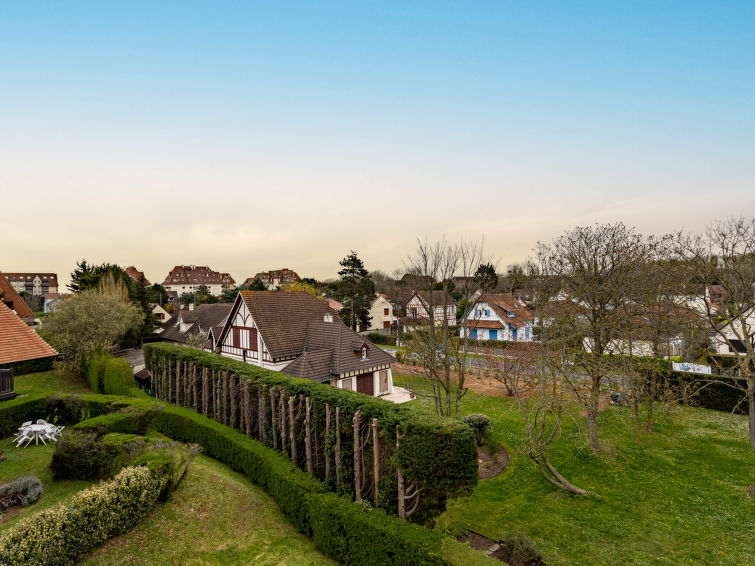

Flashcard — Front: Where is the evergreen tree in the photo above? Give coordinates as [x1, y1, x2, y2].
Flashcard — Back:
[474, 263, 498, 292]
[335, 251, 375, 330]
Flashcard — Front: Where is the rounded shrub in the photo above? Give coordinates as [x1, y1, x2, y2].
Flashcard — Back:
[463, 413, 490, 446]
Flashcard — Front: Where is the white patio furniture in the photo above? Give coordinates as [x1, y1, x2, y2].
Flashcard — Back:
[15, 422, 61, 446]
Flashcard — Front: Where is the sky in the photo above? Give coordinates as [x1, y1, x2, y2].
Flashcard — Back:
[1, 1, 754, 288]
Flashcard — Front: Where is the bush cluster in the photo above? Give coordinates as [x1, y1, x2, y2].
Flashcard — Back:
[366, 332, 397, 346]
[86, 353, 139, 396]
[0, 466, 163, 566]
[0, 476, 43, 509]
[462, 414, 491, 446]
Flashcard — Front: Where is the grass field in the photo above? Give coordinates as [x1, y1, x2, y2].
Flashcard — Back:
[2, 371, 334, 565]
[81, 455, 335, 566]
[394, 372, 755, 566]
[0, 438, 94, 528]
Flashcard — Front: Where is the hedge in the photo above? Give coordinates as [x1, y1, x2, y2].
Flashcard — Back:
[0, 392, 488, 566]
[0, 466, 165, 565]
[308, 492, 446, 566]
[143, 343, 478, 522]
[86, 353, 139, 396]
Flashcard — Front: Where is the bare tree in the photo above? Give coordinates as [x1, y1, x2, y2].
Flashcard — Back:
[401, 238, 490, 419]
[533, 223, 649, 452]
[676, 216, 755, 453]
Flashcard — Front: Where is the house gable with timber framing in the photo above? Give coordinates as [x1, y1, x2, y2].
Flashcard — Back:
[216, 291, 394, 397]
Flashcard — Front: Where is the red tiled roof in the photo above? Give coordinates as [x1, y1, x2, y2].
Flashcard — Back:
[162, 265, 223, 286]
[458, 319, 504, 329]
[0, 273, 34, 318]
[0, 302, 57, 364]
[125, 266, 150, 286]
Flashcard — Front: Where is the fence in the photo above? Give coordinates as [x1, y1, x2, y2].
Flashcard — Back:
[0, 369, 15, 401]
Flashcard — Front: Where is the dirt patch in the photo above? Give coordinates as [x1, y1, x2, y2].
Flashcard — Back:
[458, 530, 543, 566]
[478, 445, 509, 479]
[747, 485, 755, 496]
[394, 362, 529, 398]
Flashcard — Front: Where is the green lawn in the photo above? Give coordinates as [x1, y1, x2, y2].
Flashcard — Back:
[81, 454, 335, 566]
[394, 373, 755, 566]
[13, 369, 93, 395]
[0, 437, 94, 528]
[0, 371, 335, 565]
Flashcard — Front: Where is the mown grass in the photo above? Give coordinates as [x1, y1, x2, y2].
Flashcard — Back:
[13, 369, 93, 395]
[81, 454, 336, 566]
[394, 373, 755, 566]
[0, 437, 94, 528]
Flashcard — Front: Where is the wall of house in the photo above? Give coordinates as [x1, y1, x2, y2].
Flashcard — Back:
[164, 283, 223, 296]
[367, 297, 394, 331]
[335, 367, 393, 397]
[406, 295, 456, 326]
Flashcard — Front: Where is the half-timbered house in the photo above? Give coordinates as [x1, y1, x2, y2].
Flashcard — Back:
[216, 291, 395, 397]
[402, 291, 457, 330]
[459, 293, 534, 342]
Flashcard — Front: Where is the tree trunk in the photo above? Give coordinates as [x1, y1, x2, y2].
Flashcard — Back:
[270, 387, 278, 450]
[372, 417, 379, 506]
[325, 403, 331, 483]
[587, 377, 602, 452]
[749, 377, 755, 454]
[289, 396, 296, 464]
[647, 372, 656, 432]
[258, 384, 266, 443]
[335, 407, 342, 490]
[244, 381, 252, 435]
[396, 427, 405, 519]
[280, 390, 287, 453]
[175, 360, 180, 405]
[305, 397, 313, 474]
[202, 368, 209, 416]
[192, 364, 199, 411]
[230, 375, 237, 429]
[223, 372, 230, 426]
[353, 411, 362, 501]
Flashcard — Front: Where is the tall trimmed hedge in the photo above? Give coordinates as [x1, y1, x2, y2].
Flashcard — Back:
[143, 343, 478, 522]
[86, 353, 139, 396]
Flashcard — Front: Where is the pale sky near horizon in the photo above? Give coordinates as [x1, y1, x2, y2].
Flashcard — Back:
[1, 1, 753, 289]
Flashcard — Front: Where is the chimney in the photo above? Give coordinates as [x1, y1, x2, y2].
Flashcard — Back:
[324, 313, 333, 323]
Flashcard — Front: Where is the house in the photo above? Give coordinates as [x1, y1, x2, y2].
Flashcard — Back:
[125, 266, 150, 285]
[162, 265, 225, 296]
[0, 301, 58, 397]
[159, 303, 232, 346]
[2, 272, 58, 296]
[43, 293, 64, 313]
[367, 293, 395, 332]
[151, 303, 170, 322]
[324, 297, 343, 311]
[399, 273, 434, 290]
[216, 291, 394, 397]
[460, 293, 535, 342]
[243, 268, 301, 290]
[403, 291, 457, 330]
[711, 305, 755, 356]
[0, 272, 34, 319]
[220, 273, 236, 292]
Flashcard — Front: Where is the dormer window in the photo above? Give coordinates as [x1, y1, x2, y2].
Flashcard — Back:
[361, 346, 368, 360]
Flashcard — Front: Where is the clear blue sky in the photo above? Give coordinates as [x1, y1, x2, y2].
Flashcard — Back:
[1, 2, 753, 285]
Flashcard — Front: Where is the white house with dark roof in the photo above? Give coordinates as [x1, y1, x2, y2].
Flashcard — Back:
[216, 291, 394, 397]
[402, 291, 457, 330]
[460, 293, 535, 342]
[162, 265, 225, 296]
[159, 304, 232, 345]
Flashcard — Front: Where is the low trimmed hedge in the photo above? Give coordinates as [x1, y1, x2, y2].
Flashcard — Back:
[0, 466, 164, 566]
[308, 492, 446, 566]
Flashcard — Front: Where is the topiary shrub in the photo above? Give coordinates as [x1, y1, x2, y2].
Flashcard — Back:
[0, 476, 43, 509]
[0, 466, 164, 566]
[463, 414, 491, 446]
[498, 533, 543, 566]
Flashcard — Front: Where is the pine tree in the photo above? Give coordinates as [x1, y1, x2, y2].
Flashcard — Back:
[336, 251, 375, 330]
